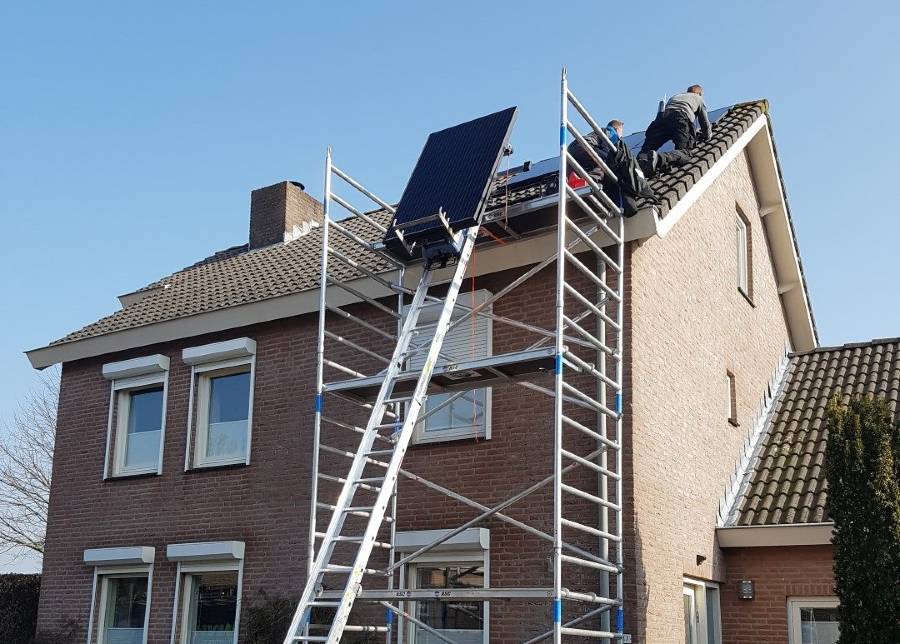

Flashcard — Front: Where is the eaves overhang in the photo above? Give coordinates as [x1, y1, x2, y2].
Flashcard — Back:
[717, 522, 833, 548]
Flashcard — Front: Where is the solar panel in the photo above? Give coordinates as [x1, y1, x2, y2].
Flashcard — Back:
[505, 105, 731, 189]
[384, 106, 517, 260]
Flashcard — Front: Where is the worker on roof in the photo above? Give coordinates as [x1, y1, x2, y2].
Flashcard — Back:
[639, 84, 712, 155]
[566, 119, 656, 218]
[567, 119, 623, 176]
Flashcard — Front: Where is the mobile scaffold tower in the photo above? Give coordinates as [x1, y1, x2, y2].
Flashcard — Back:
[284, 69, 628, 643]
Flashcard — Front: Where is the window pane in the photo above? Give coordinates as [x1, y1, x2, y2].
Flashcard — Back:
[425, 390, 484, 434]
[800, 607, 839, 644]
[415, 565, 484, 644]
[205, 372, 250, 460]
[125, 387, 163, 469]
[186, 572, 238, 644]
[705, 587, 721, 644]
[104, 576, 147, 644]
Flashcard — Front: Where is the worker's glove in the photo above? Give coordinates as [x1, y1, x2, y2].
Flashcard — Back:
[696, 129, 711, 142]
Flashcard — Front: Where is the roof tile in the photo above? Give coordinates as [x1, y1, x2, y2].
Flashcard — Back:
[734, 338, 900, 525]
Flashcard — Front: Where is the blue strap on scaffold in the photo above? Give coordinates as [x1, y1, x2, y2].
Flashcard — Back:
[555, 353, 563, 375]
[315, 393, 323, 413]
[560, 125, 567, 147]
[386, 608, 394, 626]
[616, 608, 624, 632]
[553, 598, 562, 623]
[615, 392, 622, 414]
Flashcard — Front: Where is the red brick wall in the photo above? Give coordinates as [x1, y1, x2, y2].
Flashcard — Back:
[37, 263, 605, 644]
[721, 545, 835, 644]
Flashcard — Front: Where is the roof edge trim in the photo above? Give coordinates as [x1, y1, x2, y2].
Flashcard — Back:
[717, 352, 792, 527]
[716, 522, 833, 548]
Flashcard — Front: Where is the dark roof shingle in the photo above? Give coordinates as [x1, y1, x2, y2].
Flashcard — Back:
[733, 338, 900, 526]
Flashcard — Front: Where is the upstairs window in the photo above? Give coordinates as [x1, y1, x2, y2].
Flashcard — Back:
[183, 338, 257, 469]
[406, 290, 492, 444]
[735, 207, 753, 301]
[102, 355, 170, 478]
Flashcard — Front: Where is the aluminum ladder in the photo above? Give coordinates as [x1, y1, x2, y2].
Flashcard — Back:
[284, 202, 480, 642]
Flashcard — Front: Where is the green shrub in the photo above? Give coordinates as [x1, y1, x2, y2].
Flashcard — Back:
[824, 395, 900, 643]
[0, 574, 40, 644]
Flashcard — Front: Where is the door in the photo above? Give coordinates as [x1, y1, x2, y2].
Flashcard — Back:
[683, 586, 698, 644]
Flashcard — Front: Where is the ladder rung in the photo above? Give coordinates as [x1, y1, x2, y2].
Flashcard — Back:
[315, 503, 393, 521]
[561, 483, 621, 511]
[561, 449, 621, 480]
[323, 564, 381, 575]
[560, 626, 622, 639]
[332, 535, 393, 549]
[559, 553, 620, 574]
[560, 414, 619, 450]
[317, 472, 381, 493]
[291, 636, 328, 642]
[561, 517, 622, 542]
[307, 600, 341, 607]
[365, 449, 396, 456]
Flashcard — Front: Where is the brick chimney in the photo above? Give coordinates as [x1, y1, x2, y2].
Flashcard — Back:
[249, 181, 323, 249]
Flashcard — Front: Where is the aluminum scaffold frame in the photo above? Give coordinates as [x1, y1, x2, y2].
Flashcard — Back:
[286, 69, 628, 643]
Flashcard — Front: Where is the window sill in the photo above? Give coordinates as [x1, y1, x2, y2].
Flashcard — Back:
[411, 432, 488, 447]
[187, 460, 249, 473]
[738, 287, 754, 307]
[106, 469, 160, 481]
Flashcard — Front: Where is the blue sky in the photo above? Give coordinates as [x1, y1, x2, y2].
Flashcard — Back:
[1, 1, 899, 569]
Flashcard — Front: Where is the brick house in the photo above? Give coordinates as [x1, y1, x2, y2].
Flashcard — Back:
[25, 98, 839, 644]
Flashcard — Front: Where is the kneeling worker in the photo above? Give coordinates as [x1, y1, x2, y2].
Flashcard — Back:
[640, 84, 711, 154]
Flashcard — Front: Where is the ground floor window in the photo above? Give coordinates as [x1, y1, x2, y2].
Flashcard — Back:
[788, 598, 840, 644]
[97, 573, 150, 644]
[411, 563, 485, 643]
[683, 579, 721, 644]
[174, 564, 242, 644]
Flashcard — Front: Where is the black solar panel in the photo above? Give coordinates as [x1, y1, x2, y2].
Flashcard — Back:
[384, 106, 517, 259]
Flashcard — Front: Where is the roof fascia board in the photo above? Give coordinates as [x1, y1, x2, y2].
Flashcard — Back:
[716, 523, 833, 548]
[746, 120, 817, 351]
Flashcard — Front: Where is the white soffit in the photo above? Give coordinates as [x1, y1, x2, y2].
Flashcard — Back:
[167, 540, 246, 562]
[394, 528, 489, 552]
[716, 523, 833, 548]
[101, 354, 169, 380]
[182, 337, 256, 365]
[84, 546, 155, 566]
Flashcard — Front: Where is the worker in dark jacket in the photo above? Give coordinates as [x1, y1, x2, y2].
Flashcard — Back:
[568, 119, 623, 176]
[640, 85, 712, 154]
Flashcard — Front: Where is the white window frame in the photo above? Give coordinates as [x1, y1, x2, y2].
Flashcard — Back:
[183, 339, 257, 470]
[787, 597, 840, 644]
[102, 355, 170, 478]
[395, 529, 489, 644]
[682, 578, 722, 644]
[736, 213, 750, 295]
[84, 547, 155, 644]
[167, 542, 245, 644]
[406, 290, 493, 445]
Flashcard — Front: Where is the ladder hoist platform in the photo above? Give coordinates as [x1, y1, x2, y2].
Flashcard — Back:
[284, 70, 629, 644]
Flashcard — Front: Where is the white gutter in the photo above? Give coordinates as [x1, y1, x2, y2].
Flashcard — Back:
[717, 522, 833, 548]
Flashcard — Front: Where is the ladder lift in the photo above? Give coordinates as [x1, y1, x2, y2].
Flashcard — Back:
[284, 69, 628, 643]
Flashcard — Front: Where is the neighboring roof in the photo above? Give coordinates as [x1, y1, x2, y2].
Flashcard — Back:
[729, 338, 900, 527]
[27, 99, 814, 367]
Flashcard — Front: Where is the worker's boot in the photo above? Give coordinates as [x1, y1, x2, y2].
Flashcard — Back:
[637, 150, 659, 179]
